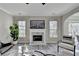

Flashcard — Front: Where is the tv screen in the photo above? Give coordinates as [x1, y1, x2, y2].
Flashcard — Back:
[30, 20, 45, 29]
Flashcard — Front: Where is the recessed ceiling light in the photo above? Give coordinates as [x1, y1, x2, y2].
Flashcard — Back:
[42, 3, 46, 5]
[25, 3, 29, 5]
[25, 3, 46, 5]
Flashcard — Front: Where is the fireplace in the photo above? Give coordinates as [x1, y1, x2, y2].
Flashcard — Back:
[30, 30, 46, 45]
[33, 35, 42, 41]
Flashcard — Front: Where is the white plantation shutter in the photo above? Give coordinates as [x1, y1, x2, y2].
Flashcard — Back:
[49, 21, 57, 38]
[18, 21, 26, 37]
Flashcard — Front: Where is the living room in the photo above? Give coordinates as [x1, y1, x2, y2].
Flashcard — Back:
[0, 3, 79, 56]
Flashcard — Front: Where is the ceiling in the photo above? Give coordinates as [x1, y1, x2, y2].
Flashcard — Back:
[0, 3, 79, 16]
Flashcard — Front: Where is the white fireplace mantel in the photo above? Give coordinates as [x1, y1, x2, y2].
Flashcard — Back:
[30, 29, 46, 45]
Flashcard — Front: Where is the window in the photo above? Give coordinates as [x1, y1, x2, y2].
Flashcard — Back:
[49, 21, 57, 38]
[18, 21, 26, 37]
[69, 22, 79, 35]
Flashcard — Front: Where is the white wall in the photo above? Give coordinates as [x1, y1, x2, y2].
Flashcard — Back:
[13, 16, 62, 43]
[0, 10, 13, 43]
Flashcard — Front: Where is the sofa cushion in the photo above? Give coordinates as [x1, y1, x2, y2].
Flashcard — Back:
[1, 42, 12, 48]
[62, 39, 74, 45]
[58, 42, 74, 51]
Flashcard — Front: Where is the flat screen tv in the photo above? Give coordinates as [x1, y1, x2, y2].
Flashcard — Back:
[30, 20, 45, 29]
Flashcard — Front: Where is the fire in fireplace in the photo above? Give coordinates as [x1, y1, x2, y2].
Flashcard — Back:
[33, 35, 42, 41]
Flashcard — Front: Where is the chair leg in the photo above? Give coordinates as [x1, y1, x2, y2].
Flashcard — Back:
[57, 45, 59, 52]
[74, 46, 75, 56]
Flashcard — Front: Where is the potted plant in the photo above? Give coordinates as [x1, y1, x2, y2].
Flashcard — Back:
[9, 23, 19, 44]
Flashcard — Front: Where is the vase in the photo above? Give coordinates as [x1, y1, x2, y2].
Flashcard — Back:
[12, 41, 18, 44]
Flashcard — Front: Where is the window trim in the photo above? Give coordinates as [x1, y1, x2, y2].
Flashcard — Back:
[49, 20, 58, 38]
[68, 22, 79, 35]
[18, 21, 26, 38]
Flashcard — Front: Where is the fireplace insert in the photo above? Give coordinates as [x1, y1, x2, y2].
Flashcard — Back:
[33, 35, 42, 41]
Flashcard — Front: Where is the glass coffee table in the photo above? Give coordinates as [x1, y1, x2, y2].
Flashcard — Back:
[18, 44, 55, 56]
[18, 44, 35, 56]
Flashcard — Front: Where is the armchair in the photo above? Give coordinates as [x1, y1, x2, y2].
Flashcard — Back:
[57, 36, 75, 56]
